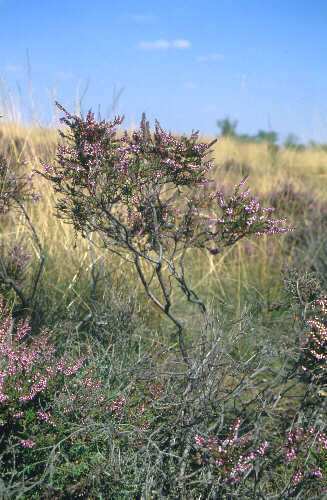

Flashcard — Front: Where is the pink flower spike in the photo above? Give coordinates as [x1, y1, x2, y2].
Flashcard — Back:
[195, 434, 206, 447]
[20, 439, 36, 449]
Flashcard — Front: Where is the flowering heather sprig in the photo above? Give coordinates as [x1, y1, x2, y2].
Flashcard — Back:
[194, 420, 269, 484]
[37, 410, 54, 424]
[15, 317, 31, 341]
[206, 178, 292, 254]
[283, 426, 326, 486]
[0, 242, 31, 285]
[109, 395, 126, 416]
[56, 356, 85, 376]
[20, 439, 36, 449]
[310, 469, 323, 479]
[9, 244, 31, 272]
[291, 470, 304, 485]
[299, 297, 327, 385]
[56, 369, 106, 419]
[148, 382, 164, 400]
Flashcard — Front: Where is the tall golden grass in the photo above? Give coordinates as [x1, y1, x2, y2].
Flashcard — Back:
[1, 121, 327, 321]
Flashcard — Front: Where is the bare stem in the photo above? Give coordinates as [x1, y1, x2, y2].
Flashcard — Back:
[134, 255, 190, 368]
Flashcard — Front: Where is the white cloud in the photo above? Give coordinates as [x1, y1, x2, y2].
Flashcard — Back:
[196, 53, 224, 63]
[138, 39, 191, 50]
[173, 39, 191, 49]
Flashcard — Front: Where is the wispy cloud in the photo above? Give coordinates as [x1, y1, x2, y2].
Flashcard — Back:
[131, 14, 157, 24]
[196, 53, 224, 63]
[55, 70, 74, 81]
[138, 39, 191, 50]
[184, 81, 198, 89]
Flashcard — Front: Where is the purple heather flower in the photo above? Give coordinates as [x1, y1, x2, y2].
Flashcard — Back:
[20, 439, 36, 449]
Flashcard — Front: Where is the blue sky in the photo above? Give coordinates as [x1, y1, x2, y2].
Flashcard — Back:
[1, 0, 327, 142]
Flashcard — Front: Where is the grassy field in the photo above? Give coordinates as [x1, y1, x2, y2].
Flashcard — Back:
[0, 119, 326, 498]
[2, 122, 327, 317]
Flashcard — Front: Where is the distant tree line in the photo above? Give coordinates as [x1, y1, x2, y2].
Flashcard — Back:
[216, 117, 325, 150]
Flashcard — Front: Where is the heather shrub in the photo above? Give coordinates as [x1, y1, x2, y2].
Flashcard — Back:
[298, 297, 327, 387]
[291, 212, 327, 290]
[40, 104, 290, 366]
[0, 241, 31, 292]
[0, 294, 134, 498]
[0, 298, 84, 485]
[267, 182, 321, 218]
[281, 425, 327, 489]
[0, 154, 44, 313]
[192, 425, 326, 497]
[284, 268, 323, 308]
[121, 317, 326, 499]
[0, 154, 38, 216]
[52, 308, 324, 499]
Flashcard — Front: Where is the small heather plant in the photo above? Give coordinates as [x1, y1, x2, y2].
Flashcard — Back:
[282, 425, 327, 488]
[0, 154, 39, 215]
[0, 296, 85, 447]
[194, 419, 269, 485]
[40, 103, 290, 364]
[299, 297, 327, 386]
[191, 423, 326, 496]
[0, 241, 31, 287]
[0, 295, 120, 497]
[0, 154, 44, 310]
